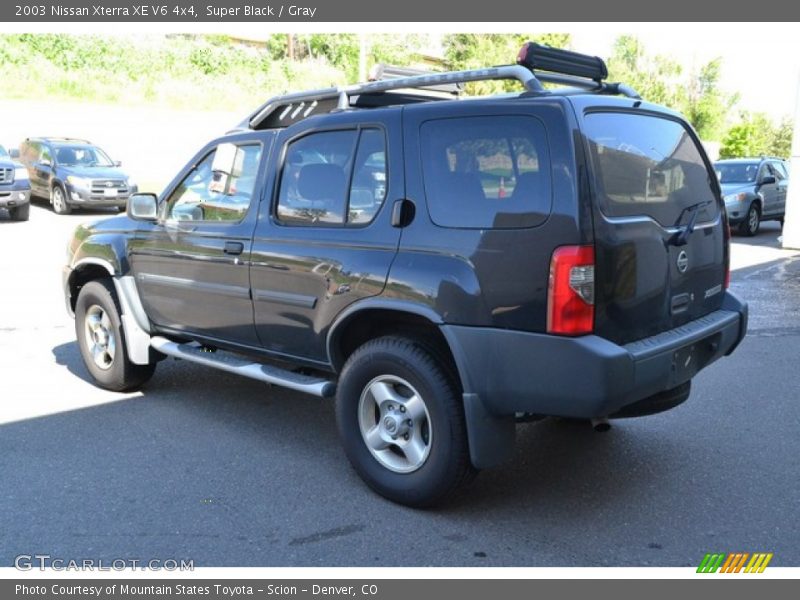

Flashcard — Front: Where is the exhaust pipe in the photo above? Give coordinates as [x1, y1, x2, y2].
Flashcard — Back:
[591, 417, 611, 432]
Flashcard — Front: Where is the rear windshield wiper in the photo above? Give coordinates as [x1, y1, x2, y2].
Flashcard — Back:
[669, 200, 712, 247]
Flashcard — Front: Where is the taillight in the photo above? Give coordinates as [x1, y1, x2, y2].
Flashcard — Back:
[547, 245, 595, 335]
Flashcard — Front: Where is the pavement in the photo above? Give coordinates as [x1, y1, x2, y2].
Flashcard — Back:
[0, 204, 798, 567]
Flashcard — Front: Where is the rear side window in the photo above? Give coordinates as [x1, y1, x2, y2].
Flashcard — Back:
[584, 112, 719, 226]
[419, 116, 552, 229]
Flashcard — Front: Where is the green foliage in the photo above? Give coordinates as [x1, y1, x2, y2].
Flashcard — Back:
[719, 113, 792, 159]
[606, 35, 685, 108]
[0, 33, 350, 110]
[444, 33, 571, 95]
[607, 36, 738, 141]
[772, 117, 794, 158]
[682, 59, 738, 140]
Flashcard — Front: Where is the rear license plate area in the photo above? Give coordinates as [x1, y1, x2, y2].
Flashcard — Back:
[669, 332, 721, 386]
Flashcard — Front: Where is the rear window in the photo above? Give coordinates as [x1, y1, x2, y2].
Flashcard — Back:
[420, 116, 552, 229]
[584, 112, 718, 226]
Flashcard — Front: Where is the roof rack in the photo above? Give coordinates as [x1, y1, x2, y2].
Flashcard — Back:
[27, 136, 92, 144]
[242, 44, 641, 131]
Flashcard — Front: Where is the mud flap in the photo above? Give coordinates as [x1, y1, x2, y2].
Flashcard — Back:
[463, 393, 516, 469]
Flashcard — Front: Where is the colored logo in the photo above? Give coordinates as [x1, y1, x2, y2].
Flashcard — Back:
[697, 552, 773, 573]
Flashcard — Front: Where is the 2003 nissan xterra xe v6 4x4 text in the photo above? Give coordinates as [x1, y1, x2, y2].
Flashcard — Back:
[62, 45, 748, 507]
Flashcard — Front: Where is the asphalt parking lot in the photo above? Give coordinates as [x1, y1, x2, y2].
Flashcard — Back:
[1, 202, 799, 567]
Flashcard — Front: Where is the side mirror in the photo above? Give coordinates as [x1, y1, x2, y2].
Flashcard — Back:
[40, 159, 51, 167]
[127, 193, 158, 222]
[759, 175, 776, 186]
[114, 160, 122, 167]
[9, 148, 20, 159]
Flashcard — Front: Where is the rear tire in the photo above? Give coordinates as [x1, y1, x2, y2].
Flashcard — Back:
[739, 203, 760, 236]
[51, 184, 71, 215]
[75, 279, 155, 391]
[335, 336, 475, 507]
[10, 204, 29, 221]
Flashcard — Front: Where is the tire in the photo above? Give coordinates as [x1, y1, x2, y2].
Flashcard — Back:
[335, 336, 475, 507]
[739, 203, 760, 236]
[75, 279, 156, 392]
[10, 204, 29, 221]
[51, 184, 71, 215]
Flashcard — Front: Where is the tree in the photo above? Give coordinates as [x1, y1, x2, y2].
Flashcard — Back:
[682, 58, 738, 141]
[719, 113, 778, 158]
[606, 36, 736, 141]
[771, 117, 793, 158]
[606, 35, 685, 108]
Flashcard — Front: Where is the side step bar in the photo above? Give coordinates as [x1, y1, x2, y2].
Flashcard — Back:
[150, 336, 336, 398]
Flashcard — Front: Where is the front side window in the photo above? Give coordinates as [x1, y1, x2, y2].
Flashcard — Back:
[166, 143, 262, 222]
[419, 116, 552, 229]
[584, 112, 719, 226]
[277, 128, 388, 226]
[757, 162, 773, 182]
[771, 161, 788, 180]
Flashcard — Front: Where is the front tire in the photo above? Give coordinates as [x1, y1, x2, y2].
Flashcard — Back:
[51, 184, 71, 215]
[75, 279, 155, 391]
[335, 336, 475, 507]
[739, 203, 760, 236]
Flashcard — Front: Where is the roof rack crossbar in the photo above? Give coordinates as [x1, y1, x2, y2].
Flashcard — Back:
[535, 72, 641, 99]
[249, 65, 541, 129]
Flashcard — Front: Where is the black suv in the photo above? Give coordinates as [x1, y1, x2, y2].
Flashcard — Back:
[714, 157, 789, 236]
[62, 45, 748, 506]
[0, 144, 30, 221]
[18, 137, 136, 214]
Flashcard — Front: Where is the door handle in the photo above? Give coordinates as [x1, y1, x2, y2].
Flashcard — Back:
[391, 199, 416, 228]
[224, 241, 244, 256]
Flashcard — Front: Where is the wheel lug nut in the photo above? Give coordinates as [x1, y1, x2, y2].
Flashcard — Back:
[391, 435, 397, 440]
[403, 434, 409, 440]
[406, 419, 413, 426]
[400, 406, 406, 413]
[388, 405, 394, 411]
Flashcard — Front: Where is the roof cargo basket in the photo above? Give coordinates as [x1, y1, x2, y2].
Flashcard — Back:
[517, 42, 608, 82]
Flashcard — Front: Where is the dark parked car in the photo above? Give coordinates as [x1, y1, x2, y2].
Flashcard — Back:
[18, 137, 137, 214]
[62, 44, 747, 507]
[715, 157, 788, 236]
[0, 144, 31, 221]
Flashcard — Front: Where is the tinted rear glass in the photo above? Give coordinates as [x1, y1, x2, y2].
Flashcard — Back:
[420, 116, 552, 229]
[584, 112, 718, 226]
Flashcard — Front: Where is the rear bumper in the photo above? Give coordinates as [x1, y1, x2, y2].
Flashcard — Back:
[445, 291, 748, 420]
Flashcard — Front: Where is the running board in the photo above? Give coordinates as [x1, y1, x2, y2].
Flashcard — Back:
[150, 336, 336, 398]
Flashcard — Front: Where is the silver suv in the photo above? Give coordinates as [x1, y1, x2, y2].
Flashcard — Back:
[715, 157, 789, 236]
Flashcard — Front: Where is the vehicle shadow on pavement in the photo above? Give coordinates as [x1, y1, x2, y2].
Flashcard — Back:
[28, 197, 122, 217]
[449, 417, 666, 511]
[52, 339, 93, 383]
[48, 339, 666, 516]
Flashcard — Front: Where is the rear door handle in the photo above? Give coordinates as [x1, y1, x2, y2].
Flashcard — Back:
[224, 241, 244, 256]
